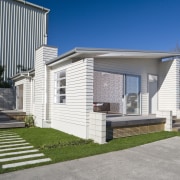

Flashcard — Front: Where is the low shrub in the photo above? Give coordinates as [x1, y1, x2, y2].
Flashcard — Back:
[40, 139, 93, 150]
[24, 115, 34, 127]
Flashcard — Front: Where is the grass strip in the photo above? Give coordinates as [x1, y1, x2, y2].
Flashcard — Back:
[0, 128, 179, 174]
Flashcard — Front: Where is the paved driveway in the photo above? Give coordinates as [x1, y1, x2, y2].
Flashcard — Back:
[1, 136, 180, 180]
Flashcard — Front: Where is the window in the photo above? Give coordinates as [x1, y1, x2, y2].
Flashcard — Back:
[54, 70, 66, 104]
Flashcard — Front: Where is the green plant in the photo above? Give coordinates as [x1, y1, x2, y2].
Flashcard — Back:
[24, 115, 34, 127]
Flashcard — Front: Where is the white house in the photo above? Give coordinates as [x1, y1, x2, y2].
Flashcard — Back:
[12, 45, 180, 142]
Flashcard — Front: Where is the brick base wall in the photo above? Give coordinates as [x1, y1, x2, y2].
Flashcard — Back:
[107, 123, 165, 139]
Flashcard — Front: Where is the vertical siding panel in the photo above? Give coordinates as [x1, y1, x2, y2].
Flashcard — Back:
[0, 0, 49, 79]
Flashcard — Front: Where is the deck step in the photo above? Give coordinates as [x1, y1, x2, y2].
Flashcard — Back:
[173, 119, 180, 123]
[0, 111, 26, 128]
[172, 122, 180, 128]
[0, 121, 25, 128]
[172, 127, 180, 132]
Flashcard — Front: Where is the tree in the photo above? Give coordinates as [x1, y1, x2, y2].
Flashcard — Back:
[173, 43, 180, 52]
[0, 65, 4, 83]
[0, 65, 11, 88]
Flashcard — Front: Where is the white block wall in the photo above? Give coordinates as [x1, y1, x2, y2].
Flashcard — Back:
[34, 46, 58, 127]
[158, 59, 180, 115]
[47, 58, 94, 139]
[89, 112, 106, 144]
[156, 110, 172, 131]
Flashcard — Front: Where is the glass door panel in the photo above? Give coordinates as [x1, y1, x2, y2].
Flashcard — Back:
[125, 75, 140, 115]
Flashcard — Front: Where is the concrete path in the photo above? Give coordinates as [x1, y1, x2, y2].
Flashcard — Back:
[1, 136, 180, 180]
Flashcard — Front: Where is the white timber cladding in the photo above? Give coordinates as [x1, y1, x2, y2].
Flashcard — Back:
[34, 46, 58, 127]
[14, 78, 31, 114]
[94, 58, 159, 113]
[47, 58, 94, 139]
[158, 59, 180, 115]
[0, 0, 49, 80]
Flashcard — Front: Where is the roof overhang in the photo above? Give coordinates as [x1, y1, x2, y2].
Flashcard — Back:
[46, 48, 180, 67]
[11, 69, 35, 81]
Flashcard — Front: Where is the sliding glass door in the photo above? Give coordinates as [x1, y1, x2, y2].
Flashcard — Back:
[125, 75, 140, 115]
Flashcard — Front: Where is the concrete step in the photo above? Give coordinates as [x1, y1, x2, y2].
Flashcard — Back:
[0, 153, 45, 162]
[0, 146, 34, 152]
[0, 149, 39, 157]
[0, 135, 20, 138]
[0, 143, 30, 148]
[2, 158, 51, 169]
[0, 137, 23, 141]
[0, 140, 26, 144]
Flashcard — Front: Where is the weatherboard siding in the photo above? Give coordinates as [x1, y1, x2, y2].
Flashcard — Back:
[158, 59, 180, 115]
[48, 58, 94, 139]
[34, 46, 58, 127]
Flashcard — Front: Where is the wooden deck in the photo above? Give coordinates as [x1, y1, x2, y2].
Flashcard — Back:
[0, 110, 25, 129]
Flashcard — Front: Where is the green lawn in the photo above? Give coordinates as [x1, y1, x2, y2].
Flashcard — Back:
[0, 128, 179, 173]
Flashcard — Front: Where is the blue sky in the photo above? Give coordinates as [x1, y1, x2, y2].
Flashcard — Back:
[30, 0, 180, 55]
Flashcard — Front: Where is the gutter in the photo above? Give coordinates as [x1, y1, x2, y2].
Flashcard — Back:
[14, 0, 50, 12]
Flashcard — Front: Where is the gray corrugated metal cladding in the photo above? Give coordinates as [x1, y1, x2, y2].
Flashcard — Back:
[0, 0, 49, 80]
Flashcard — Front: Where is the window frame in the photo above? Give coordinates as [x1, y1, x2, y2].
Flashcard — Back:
[54, 69, 66, 104]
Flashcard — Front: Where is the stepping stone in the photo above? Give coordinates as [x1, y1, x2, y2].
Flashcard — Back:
[0, 143, 30, 148]
[0, 135, 20, 138]
[0, 138, 23, 141]
[0, 153, 45, 162]
[0, 149, 39, 157]
[0, 140, 26, 144]
[0, 146, 34, 152]
[2, 158, 51, 169]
